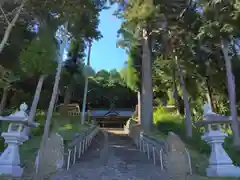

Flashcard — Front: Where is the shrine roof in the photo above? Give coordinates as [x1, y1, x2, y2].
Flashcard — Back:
[88, 109, 134, 117]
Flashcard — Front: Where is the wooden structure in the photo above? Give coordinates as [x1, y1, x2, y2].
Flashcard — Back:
[58, 104, 81, 116]
[89, 107, 134, 128]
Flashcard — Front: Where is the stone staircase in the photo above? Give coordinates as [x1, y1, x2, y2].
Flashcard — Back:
[51, 130, 169, 180]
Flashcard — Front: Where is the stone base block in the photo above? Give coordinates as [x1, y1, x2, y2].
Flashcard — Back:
[207, 164, 240, 177]
[0, 165, 23, 177]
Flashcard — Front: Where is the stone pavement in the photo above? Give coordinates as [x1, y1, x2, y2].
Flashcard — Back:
[51, 130, 169, 180]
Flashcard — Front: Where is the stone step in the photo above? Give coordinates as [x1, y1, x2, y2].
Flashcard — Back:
[51, 131, 169, 180]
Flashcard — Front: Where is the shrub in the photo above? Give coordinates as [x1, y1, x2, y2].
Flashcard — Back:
[31, 115, 46, 136]
[125, 117, 138, 129]
[0, 121, 12, 152]
[0, 137, 5, 152]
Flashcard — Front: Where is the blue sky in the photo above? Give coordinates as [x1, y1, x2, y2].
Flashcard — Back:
[88, 5, 128, 72]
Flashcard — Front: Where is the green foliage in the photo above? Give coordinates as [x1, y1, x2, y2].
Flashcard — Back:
[109, 69, 122, 84]
[10, 89, 32, 107]
[154, 106, 209, 154]
[116, 0, 240, 127]
[18, 113, 92, 168]
[31, 114, 46, 136]
[153, 106, 240, 170]
[25, 0, 107, 40]
[26, 113, 90, 140]
[95, 70, 110, 81]
[0, 137, 4, 152]
[62, 39, 87, 103]
[20, 32, 57, 76]
[84, 69, 137, 108]
[0, 121, 9, 152]
[0, 65, 19, 89]
[65, 39, 85, 75]
[83, 65, 96, 78]
[197, 0, 240, 41]
[120, 45, 142, 91]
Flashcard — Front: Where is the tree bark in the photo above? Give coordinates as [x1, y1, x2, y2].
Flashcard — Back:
[36, 62, 63, 179]
[0, 0, 27, 54]
[81, 42, 92, 124]
[35, 22, 68, 180]
[141, 28, 153, 132]
[0, 87, 8, 115]
[175, 54, 192, 137]
[63, 80, 74, 105]
[81, 79, 89, 124]
[172, 66, 181, 114]
[205, 76, 215, 111]
[24, 74, 46, 135]
[137, 90, 142, 123]
[221, 39, 240, 147]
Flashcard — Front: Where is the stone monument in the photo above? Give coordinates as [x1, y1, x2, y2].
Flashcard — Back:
[35, 132, 64, 177]
[195, 103, 240, 177]
[0, 103, 39, 177]
[166, 132, 191, 180]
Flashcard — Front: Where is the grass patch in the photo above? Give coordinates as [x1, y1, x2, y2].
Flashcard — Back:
[51, 114, 89, 143]
[0, 113, 92, 169]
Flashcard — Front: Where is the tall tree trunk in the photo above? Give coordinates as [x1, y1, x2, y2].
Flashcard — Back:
[54, 89, 59, 112]
[0, 0, 27, 54]
[141, 28, 153, 132]
[175, 54, 192, 137]
[137, 90, 142, 123]
[81, 79, 89, 124]
[0, 87, 8, 115]
[63, 80, 74, 105]
[81, 42, 92, 124]
[205, 76, 215, 111]
[24, 75, 46, 135]
[62, 79, 74, 116]
[35, 22, 68, 180]
[172, 66, 181, 114]
[221, 39, 240, 147]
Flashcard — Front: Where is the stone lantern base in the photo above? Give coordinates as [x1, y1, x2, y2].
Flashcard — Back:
[0, 165, 23, 177]
[207, 164, 240, 177]
[202, 130, 240, 177]
[0, 132, 28, 177]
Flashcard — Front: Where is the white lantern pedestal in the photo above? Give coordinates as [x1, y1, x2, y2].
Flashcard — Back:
[0, 103, 39, 177]
[202, 130, 240, 177]
[196, 103, 240, 177]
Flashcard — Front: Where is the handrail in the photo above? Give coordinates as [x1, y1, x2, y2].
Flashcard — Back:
[185, 148, 192, 175]
[128, 125, 192, 174]
[139, 132, 166, 170]
[65, 126, 99, 170]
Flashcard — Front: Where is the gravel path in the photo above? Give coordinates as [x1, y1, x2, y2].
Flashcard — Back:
[52, 130, 168, 180]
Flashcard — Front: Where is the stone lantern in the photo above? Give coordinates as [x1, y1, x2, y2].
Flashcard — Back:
[195, 103, 240, 177]
[0, 103, 39, 177]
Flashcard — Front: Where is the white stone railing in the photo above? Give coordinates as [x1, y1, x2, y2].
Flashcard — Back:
[140, 132, 192, 175]
[65, 126, 99, 170]
[126, 122, 166, 169]
[139, 132, 167, 170]
[68, 111, 81, 117]
[126, 123, 192, 175]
